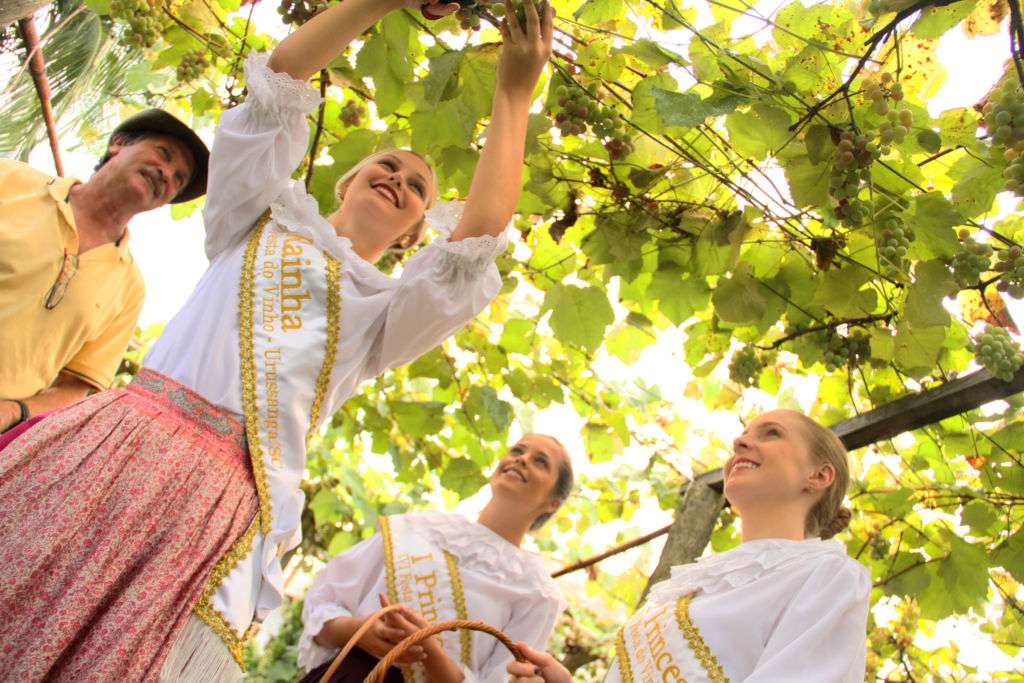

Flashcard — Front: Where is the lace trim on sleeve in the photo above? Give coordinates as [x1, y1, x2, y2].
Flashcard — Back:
[243, 52, 323, 120]
[425, 201, 510, 280]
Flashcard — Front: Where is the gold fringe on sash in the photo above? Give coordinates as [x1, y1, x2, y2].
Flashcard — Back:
[675, 594, 729, 683]
[443, 550, 473, 666]
[614, 626, 635, 683]
[381, 516, 400, 605]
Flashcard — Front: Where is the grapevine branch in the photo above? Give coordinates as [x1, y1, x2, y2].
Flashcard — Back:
[1008, 0, 1024, 88]
[788, 0, 962, 134]
[305, 70, 328, 190]
[552, 523, 672, 577]
[754, 313, 896, 351]
[225, 0, 257, 101]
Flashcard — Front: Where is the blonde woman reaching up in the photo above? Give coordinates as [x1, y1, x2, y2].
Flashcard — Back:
[0, 1, 555, 680]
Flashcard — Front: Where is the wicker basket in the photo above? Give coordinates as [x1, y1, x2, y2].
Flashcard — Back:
[318, 606, 525, 683]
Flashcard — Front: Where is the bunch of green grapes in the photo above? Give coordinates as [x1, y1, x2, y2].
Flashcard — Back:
[451, 1, 520, 32]
[980, 79, 1024, 196]
[994, 245, 1024, 296]
[863, 73, 903, 112]
[876, 215, 913, 276]
[973, 324, 1023, 381]
[728, 346, 762, 387]
[340, 100, 365, 127]
[453, 1, 485, 30]
[552, 85, 591, 136]
[829, 129, 876, 226]
[951, 232, 993, 287]
[823, 331, 870, 371]
[863, 73, 910, 151]
[550, 84, 634, 159]
[982, 80, 1024, 147]
[1001, 144, 1024, 195]
[278, 0, 329, 25]
[877, 106, 911, 151]
[110, 0, 163, 49]
[176, 51, 208, 83]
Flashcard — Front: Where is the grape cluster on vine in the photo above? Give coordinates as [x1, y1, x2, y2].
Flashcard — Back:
[176, 51, 208, 83]
[973, 324, 1023, 381]
[951, 231, 993, 287]
[728, 346, 762, 387]
[864, 73, 911, 153]
[110, 0, 162, 49]
[339, 100, 365, 127]
[994, 245, 1024, 296]
[823, 331, 870, 371]
[829, 129, 875, 225]
[552, 84, 634, 160]
[982, 79, 1024, 196]
[876, 215, 913, 275]
[451, 1, 519, 32]
[278, 0, 329, 25]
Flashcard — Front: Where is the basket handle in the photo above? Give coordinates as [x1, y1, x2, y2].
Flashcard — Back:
[364, 619, 526, 683]
[317, 604, 407, 683]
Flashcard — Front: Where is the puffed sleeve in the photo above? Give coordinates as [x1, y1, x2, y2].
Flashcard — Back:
[744, 555, 871, 682]
[362, 202, 509, 378]
[471, 589, 565, 683]
[297, 533, 386, 672]
[202, 52, 322, 260]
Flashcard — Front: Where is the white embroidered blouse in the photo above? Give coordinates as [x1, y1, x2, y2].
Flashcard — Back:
[143, 53, 508, 630]
[298, 511, 565, 683]
[607, 538, 871, 683]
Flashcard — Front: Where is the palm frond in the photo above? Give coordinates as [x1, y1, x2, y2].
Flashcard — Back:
[0, 0, 145, 161]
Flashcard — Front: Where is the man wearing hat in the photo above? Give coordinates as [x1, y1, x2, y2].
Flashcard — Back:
[0, 109, 209, 433]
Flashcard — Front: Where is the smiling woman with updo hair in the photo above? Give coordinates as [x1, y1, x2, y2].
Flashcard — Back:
[507, 409, 871, 683]
[298, 433, 573, 683]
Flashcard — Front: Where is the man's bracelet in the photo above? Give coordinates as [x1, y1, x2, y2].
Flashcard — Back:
[11, 399, 29, 427]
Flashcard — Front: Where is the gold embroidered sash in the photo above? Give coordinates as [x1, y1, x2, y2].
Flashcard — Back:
[614, 593, 729, 683]
[381, 515, 473, 682]
[194, 213, 342, 665]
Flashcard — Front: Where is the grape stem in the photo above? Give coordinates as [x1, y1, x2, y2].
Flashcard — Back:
[753, 312, 895, 351]
[305, 70, 329, 190]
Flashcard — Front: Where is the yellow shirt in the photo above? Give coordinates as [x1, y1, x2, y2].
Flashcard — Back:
[0, 160, 145, 397]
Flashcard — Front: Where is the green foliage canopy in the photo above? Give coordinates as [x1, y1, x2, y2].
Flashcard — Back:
[13, 0, 1024, 678]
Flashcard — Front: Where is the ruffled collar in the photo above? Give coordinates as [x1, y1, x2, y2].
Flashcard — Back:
[267, 181, 465, 288]
[400, 511, 562, 603]
[645, 538, 847, 607]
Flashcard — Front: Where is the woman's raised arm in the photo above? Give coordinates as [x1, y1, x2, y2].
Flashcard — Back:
[451, 0, 554, 242]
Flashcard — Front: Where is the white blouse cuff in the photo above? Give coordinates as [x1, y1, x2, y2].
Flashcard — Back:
[426, 201, 509, 280]
[243, 52, 322, 123]
[296, 605, 351, 671]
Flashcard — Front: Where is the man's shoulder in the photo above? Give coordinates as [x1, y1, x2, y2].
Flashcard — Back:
[0, 159, 56, 194]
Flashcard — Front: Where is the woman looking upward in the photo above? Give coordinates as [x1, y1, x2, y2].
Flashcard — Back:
[507, 410, 871, 683]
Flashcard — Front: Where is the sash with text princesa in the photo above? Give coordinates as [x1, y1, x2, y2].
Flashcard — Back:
[613, 595, 730, 683]
[381, 515, 472, 683]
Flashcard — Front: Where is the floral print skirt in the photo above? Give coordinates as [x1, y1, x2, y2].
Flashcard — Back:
[0, 369, 257, 682]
